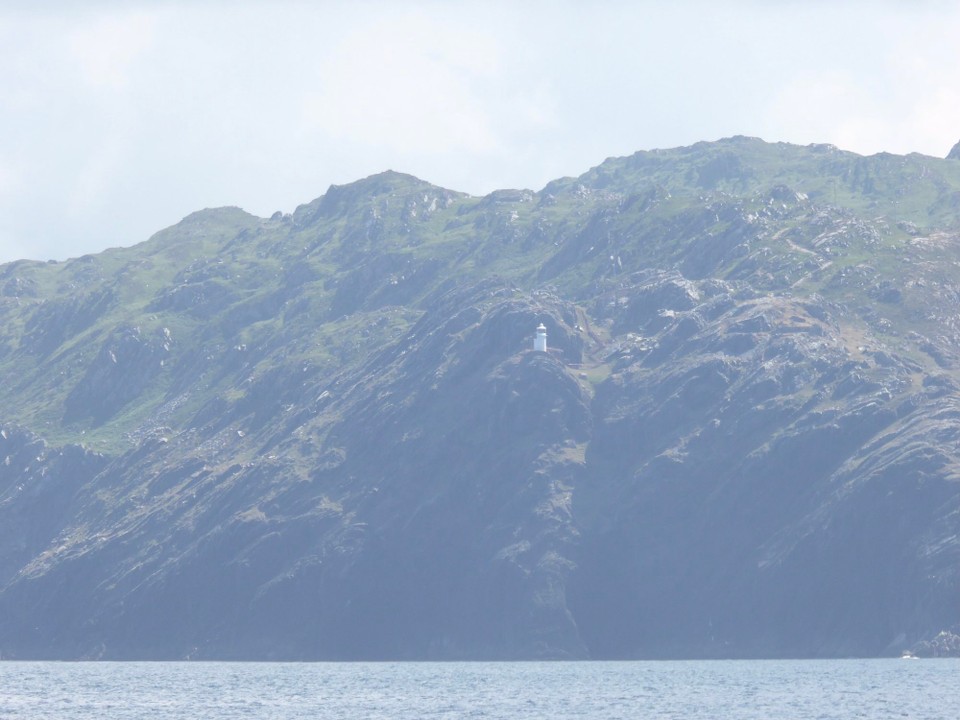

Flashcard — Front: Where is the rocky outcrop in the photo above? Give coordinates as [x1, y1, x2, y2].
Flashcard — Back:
[22, 289, 115, 357]
[0, 425, 107, 588]
[62, 325, 172, 425]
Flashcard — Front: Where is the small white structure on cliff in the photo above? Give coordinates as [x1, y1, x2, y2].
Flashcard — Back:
[534, 322, 548, 352]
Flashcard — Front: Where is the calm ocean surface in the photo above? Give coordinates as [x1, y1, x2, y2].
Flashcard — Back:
[0, 659, 957, 719]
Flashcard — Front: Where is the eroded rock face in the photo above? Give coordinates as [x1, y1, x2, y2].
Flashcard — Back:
[63, 326, 171, 425]
[571, 277, 960, 657]
[0, 289, 594, 659]
[0, 425, 107, 589]
[4, 274, 959, 660]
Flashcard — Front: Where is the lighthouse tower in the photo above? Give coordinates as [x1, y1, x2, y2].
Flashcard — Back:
[534, 322, 548, 352]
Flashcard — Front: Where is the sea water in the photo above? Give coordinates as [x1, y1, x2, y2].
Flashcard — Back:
[0, 659, 957, 719]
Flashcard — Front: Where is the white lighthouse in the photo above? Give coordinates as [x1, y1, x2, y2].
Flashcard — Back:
[534, 322, 548, 352]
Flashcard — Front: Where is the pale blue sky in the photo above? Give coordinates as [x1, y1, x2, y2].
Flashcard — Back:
[1, 1, 959, 264]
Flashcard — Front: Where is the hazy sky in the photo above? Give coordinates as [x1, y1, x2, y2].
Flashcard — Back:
[1, 1, 959, 264]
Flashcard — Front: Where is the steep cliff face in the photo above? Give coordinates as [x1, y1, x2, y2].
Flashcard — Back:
[0, 288, 591, 659]
[2, 138, 960, 659]
[572, 275, 960, 657]
[0, 426, 107, 588]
